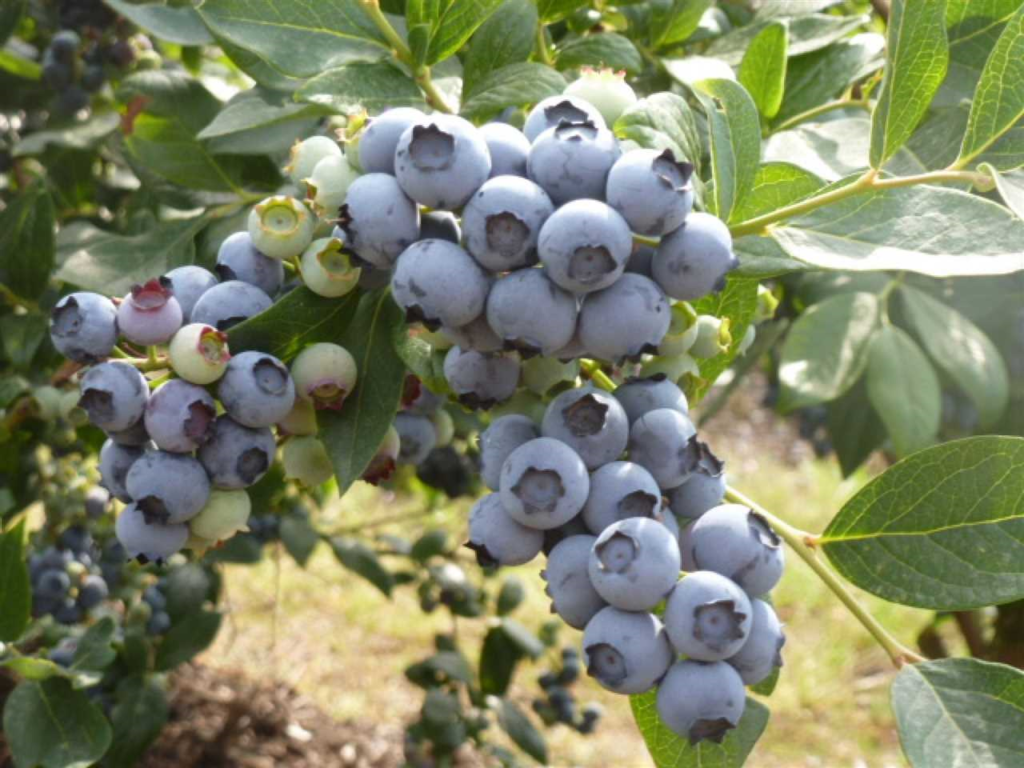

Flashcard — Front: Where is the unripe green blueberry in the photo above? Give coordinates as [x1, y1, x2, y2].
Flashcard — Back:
[248, 196, 316, 260]
[59, 390, 88, 426]
[169, 324, 231, 385]
[286, 135, 342, 186]
[282, 436, 333, 486]
[290, 342, 358, 410]
[754, 285, 779, 324]
[563, 69, 638, 125]
[189, 489, 252, 542]
[689, 315, 732, 359]
[277, 397, 318, 436]
[522, 356, 579, 396]
[33, 386, 64, 420]
[657, 304, 700, 356]
[431, 409, 454, 447]
[418, 328, 454, 352]
[299, 237, 361, 298]
[306, 154, 360, 215]
[362, 424, 400, 485]
[640, 353, 700, 386]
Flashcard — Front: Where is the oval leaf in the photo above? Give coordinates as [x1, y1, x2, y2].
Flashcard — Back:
[0, 181, 55, 301]
[460, 62, 567, 121]
[104, 676, 169, 768]
[297, 60, 425, 114]
[0, 519, 30, 642]
[103, 0, 213, 45]
[738, 21, 788, 120]
[461, 0, 537, 97]
[614, 92, 703, 172]
[730, 162, 825, 224]
[556, 32, 644, 75]
[822, 436, 1024, 610]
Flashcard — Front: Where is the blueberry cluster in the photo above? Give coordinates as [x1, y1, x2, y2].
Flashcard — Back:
[28, 527, 113, 624]
[49, 251, 359, 562]
[141, 582, 172, 636]
[532, 647, 602, 734]
[40, 27, 132, 117]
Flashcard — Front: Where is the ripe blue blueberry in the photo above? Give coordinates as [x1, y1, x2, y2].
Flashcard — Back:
[218, 351, 296, 428]
[542, 534, 606, 629]
[356, 107, 425, 174]
[541, 386, 629, 470]
[462, 176, 554, 271]
[394, 114, 492, 209]
[485, 268, 577, 356]
[198, 415, 276, 489]
[443, 346, 520, 410]
[499, 437, 590, 530]
[125, 450, 211, 524]
[606, 149, 695, 236]
[77, 574, 109, 610]
[578, 273, 671, 363]
[391, 239, 490, 330]
[467, 492, 544, 567]
[478, 414, 539, 491]
[527, 120, 621, 205]
[99, 438, 145, 502]
[480, 122, 530, 177]
[588, 517, 681, 611]
[686, 504, 785, 597]
[337, 173, 420, 269]
[656, 660, 746, 745]
[582, 461, 663, 534]
[627, 407, 699, 490]
[537, 199, 632, 294]
[190, 280, 273, 331]
[79, 362, 148, 433]
[115, 503, 189, 562]
[582, 607, 673, 694]
[144, 379, 217, 453]
[613, 374, 689, 425]
[666, 442, 726, 521]
[523, 95, 606, 142]
[163, 266, 218, 323]
[663, 571, 752, 661]
[117, 278, 183, 345]
[441, 314, 504, 354]
[653, 213, 739, 301]
[394, 412, 437, 465]
[215, 231, 285, 297]
[49, 292, 118, 363]
[726, 598, 785, 685]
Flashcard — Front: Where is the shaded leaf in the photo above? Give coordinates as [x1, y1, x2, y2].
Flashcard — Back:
[479, 625, 522, 695]
[330, 537, 394, 596]
[0, 519, 30, 642]
[280, 515, 320, 567]
[104, 676, 169, 768]
[71, 617, 117, 672]
[461, 0, 537, 97]
[707, 13, 868, 66]
[535, 0, 587, 23]
[497, 698, 547, 765]
[0, 181, 55, 301]
[13, 112, 120, 156]
[197, 88, 330, 141]
[297, 60, 424, 114]
[982, 163, 1024, 217]
[556, 33, 644, 75]
[103, 0, 213, 45]
[460, 63, 567, 121]
[154, 609, 222, 671]
[826, 379, 887, 478]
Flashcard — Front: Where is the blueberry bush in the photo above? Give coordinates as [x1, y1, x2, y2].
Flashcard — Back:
[1, 0, 1023, 766]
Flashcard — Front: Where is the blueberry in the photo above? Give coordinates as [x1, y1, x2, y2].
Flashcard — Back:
[115, 503, 189, 562]
[394, 115, 491, 209]
[355, 107, 425, 174]
[606, 149, 694, 236]
[99, 438, 145, 502]
[528, 121, 621, 205]
[394, 412, 437, 465]
[189, 489, 252, 543]
[50, 31, 80, 62]
[689, 315, 729, 359]
[578, 274, 670, 363]
[103, 416, 151, 447]
[613, 374, 689, 426]
[419, 211, 462, 243]
[49, 292, 118, 363]
[441, 314, 504, 354]
[666, 442, 726, 521]
[499, 437, 590, 530]
[85, 487, 110, 519]
[42, 53, 72, 90]
[53, 599, 83, 625]
[290, 342, 357, 411]
[286, 136, 342, 186]
[126, 450, 211, 524]
[582, 461, 663, 534]
[362, 424, 400, 485]
[81, 64, 105, 93]
[685, 504, 785, 597]
[391, 240, 490, 330]
[299, 236, 361, 299]
[537, 199, 631, 294]
[627, 408, 699, 490]
[116, 278, 183, 346]
[218, 351, 296, 428]
[663, 571, 752, 661]
[478, 414, 539, 491]
[485, 268, 577, 356]
[582, 607, 673, 694]
[144, 379, 216, 453]
[190, 280, 272, 331]
[443, 346, 520, 410]
[336, 174, 420, 269]
[588, 517, 680, 611]
[462, 176, 554, 271]
[653, 213, 739, 301]
[467, 492, 544, 567]
[726, 598, 785, 685]
[282, 436, 333, 486]
[198, 415, 276, 489]
[247, 196, 316, 260]
[306, 154, 360, 214]
[541, 386, 629, 470]
[143, 585, 167, 610]
[163, 266, 218, 323]
[625, 245, 655, 278]
[656, 660, 746, 745]
[480, 122, 530, 177]
[542, 535, 605, 629]
[79, 362, 148, 433]
[523, 95, 606, 142]
[215, 231, 285, 297]
[147, 611, 172, 636]
[563, 70, 638, 125]
[168, 324, 231, 385]
[77, 574, 109, 610]
[522, 356, 579, 397]
[35, 569, 71, 598]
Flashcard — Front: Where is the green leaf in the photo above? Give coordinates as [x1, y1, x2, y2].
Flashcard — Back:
[71, 617, 117, 673]
[957, 6, 1024, 165]
[730, 162, 824, 224]
[556, 33, 644, 75]
[280, 515, 321, 567]
[154, 609, 222, 671]
[0, 49, 40, 80]
[196, 0, 389, 79]
[0, 519, 30, 642]
[330, 536, 394, 596]
[297, 60, 424, 114]
[0, 181, 55, 301]
[479, 625, 522, 695]
[162, 563, 213, 620]
[117, 69, 221, 135]
[410, 529, 449, 562]
[707, 13, 868, 66]
[631, 691, 770, 768]
[460, 62, 567, 120]
[866, 325, 941, 457]
[614, 92, 703, 172]
[407, 0, 504, 65]
[870, 0, 949, 168]
[497, 576, 526, 616]
[217, 39, 307, 92]
[650, 0, 712, 48]
[892, 658, 1024, 767]
[104, 676, 169, 768]
[497, 698, 547, 765]
[769, 184, 1024, 277]
[535, 0, 588, 23]
[103, 0, 214, 45]
[733, 235, 809, 278]
[778, 292, 879, 410]
[319, 290, 406, 493]
[691, 79, 761, 223]
[0, 656, 65, 681]
[227, 287, 361, 362]
[821, 436, 1024, 610]
[900, 285, 1010, 430]
[0, 0, 25, 45]
[197, 88, 330, 142]
[738, 21, 788, 120]
[826, 380, 887, 478]
[461, 0, 537, 97]
[500, 618, 544, 658]
[982, 163, 1024, 217]
[690, 277, 760, 401]
[406, 651, 473, 688]
[3, 678, 112, 768]
[935, 21, 1006, 109]
[56, 215, 207, 296]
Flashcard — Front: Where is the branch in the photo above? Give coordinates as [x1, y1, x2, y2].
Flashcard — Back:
[535, 23, 554, 66]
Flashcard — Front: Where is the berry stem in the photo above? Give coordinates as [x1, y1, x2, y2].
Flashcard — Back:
[415, 67, 456, 114]
[357, 0, 413, 61]
[579, 359, 616, 392]
[535, 22, 554, 66]
[724, 485, 925, 669]
[632, 234, 660, 248]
